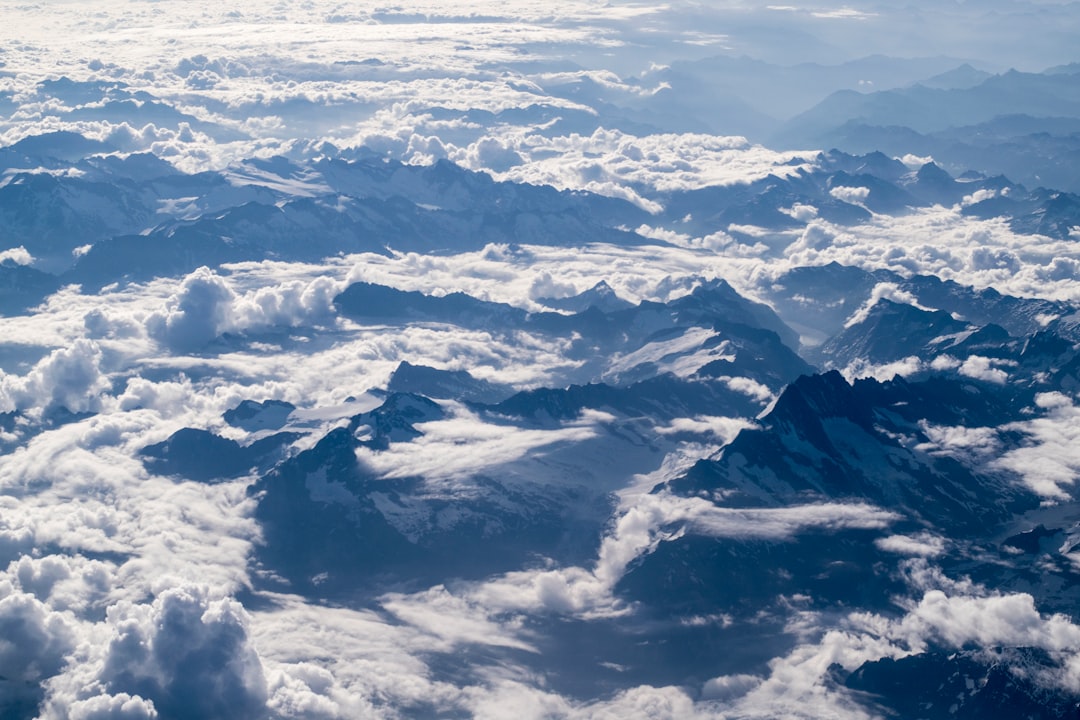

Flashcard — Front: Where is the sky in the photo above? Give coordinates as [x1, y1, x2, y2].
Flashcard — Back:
[3, 1, 1080, 718]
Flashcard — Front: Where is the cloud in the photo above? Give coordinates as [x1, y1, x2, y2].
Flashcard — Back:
[146, 267, 343, 351]
[0, 587, 77, 716]
[146, 268, 235, 352]
[838, 355, 924, 382]
[381, 585, 537, 653]
[899, 154, 933, 169]
[961, 187, 999, 207]
[431, 494, 896, 621]
[0, 246, 34, 266]
[717, 376, 775, 404]
[354, 406, 603, 484]
[8, 554, 114, 614]
[95, 586, 267, 720]
[958, 355, 1010, 384]
[64, 694, 158, 720]
[719, 627, 900, 720]
[0, 410, 261, 602]
[994, 393, 1080, 500]
[708, 579, 1080, 718]
[970, 246, 1021, 273]
[874, 532, 946, 557]
[915, 423, 1001, 466]
[776, 206, 1080, 304]
[842, 282, 930, 328]
[0, 339, 110, 414]
[781, 204, 819, 222]
[898, 590, 1080, 653]
[487, 129, 812, 209]
[828, 185, 871, 205]
[654, 415, 757, 443]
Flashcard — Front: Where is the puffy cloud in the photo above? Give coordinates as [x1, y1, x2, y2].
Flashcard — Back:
[899, 590, 1080, 653]
[0, 410, 261, 600]
[0, 246, 33, 266]
[8, 554, 114, 613]
[970, 246, 1021, 273]
[461, 136, 524, 173]
[66, 694, 158, 720]
[527, 271, 579, 301]
[571, 685, 714, 720]
[0, 339, 110, 414]
[1038, 257, 1080, 282]
[720, 628, 900, 720]
[787, 221, 836, 254]
[229, 275, 341, 331]
[915, 423, 1001, 466]
[898, 154, 934, 169]
[838, 355, 924, 382]
[4, 4, 1080, 717]
[488, 128, 812, 209]
[958, 355, 1011, 384]
[708, 581, 1080, 718]
[775, 207, 1080, 305]
[146, 267, 235, 352]
[0, 587, 77, 716]
[146, 267, 343, 351]
[828, 185, 870, 205]
[961, 187, 999, 207]
[781, 203, 819, 222]
[96, 586, 268, 720]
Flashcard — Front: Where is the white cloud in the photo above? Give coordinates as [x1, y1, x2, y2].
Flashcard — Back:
[0, 339, 111, 414]
[35, 585, 268, 720]
[842, 282, 930, 328]
[354, 406, 602, 484]
[0, 246, 33, 266]
[426, 494, 896, 622]
[828, 185, 871, 205]
[7, 554, 114, 614]
[915, 423, 1001, 465]
[874, 532, 946, 557]
[958, 355, 1010, 384]
[781, 204, 819, 222]
[145, 267, 235, 352]
[453, 128, 814, 211]
[899, 590, 1080, 651]
[64, 693, 158, 720]
[899, 154, 934, 169]
[146, 266, 344, 351]
[0, 586, 77, 713]
[961, 187, 999, 207]
[654, 415, 756, 443]
[838, 355, 924, 382]
[709, 579, 1080, 717]
[995, 393, 1080, 500]
[777, 206, 1080, 304]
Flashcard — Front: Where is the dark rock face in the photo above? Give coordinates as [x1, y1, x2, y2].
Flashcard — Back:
[141, 428, 299, 482]
[846, 649, 1080, 720]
